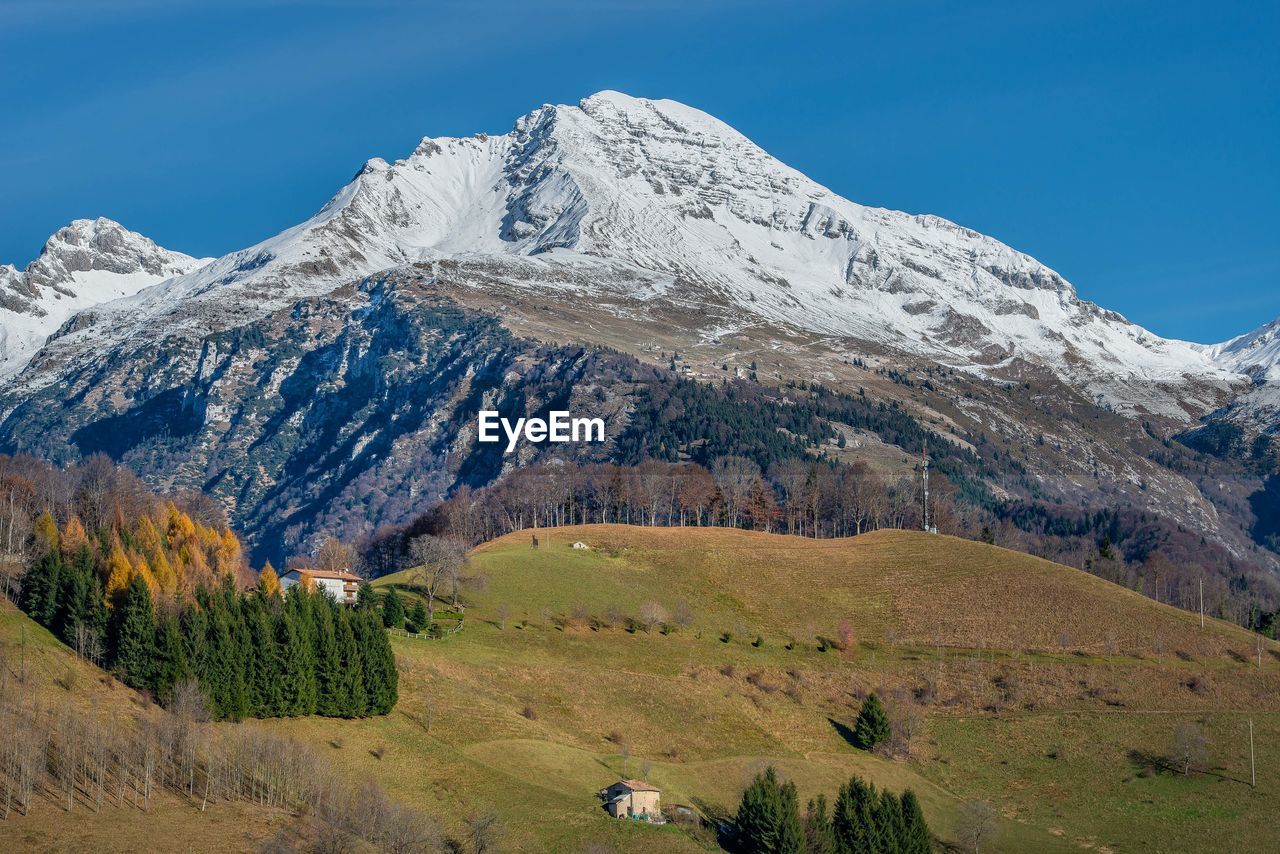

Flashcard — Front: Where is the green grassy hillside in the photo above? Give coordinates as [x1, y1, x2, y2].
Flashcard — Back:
[348, 526, 1280, 852]
[4, 525, 1278, 852]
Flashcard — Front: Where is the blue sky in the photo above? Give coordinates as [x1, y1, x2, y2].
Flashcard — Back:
[1, 1, 1276, 343]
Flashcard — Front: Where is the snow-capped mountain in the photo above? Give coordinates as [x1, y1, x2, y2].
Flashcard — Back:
[0, 91, 1274, 565]
[11, 91, 1263, 420]
[1207, 317, 1280, 381]
[0, 217, 209, 376]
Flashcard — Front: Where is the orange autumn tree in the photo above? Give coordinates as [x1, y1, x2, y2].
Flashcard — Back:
[258, 562, 282, 598]
[61, 515, 89, 557]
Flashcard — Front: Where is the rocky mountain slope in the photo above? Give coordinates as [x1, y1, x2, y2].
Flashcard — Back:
[0, 217, 209, 377]
[0, 92, 1274, 567]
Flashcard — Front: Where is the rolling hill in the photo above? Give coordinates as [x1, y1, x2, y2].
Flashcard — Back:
[3, 525, 1278, 852]
[357, 526, 1280, 851]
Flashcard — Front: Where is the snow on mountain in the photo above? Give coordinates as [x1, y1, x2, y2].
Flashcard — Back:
[3, 92, 1266, 420]
[0, 217, 209, 376]
[1206, 317, 1280, 380]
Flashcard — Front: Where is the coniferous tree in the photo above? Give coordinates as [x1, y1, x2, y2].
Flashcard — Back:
[833, 776, 878, 854]
[854, 693, 891, 750]
[311, 595, 341, 716]
[356, 610, 399, 715]
[898, 790, 931, 854]
[276, 605, 314, 715]
[246, 597, 283, 716]
[63, 548, 108, 662]
[153, 615, 190, 703]
[21, 550, 62, 627]
[257, 563, 283, 598]
[111, 573, 157, 691]
[356, 581, 378, 610]
[409, 599, 428, 629]
[382, 587, 406, 628]
[805, 794, 836, 854]
[736, 766, 804, 854]
[333, 606, 368, 717]
[290, 591, 320, 713]
[180, 599, 210, 683]
[205, 595, 250, 720]
[873, 789, 903, 854]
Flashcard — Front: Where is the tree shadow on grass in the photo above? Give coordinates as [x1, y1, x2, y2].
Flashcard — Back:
[689, 797, 735, 850]
[829, 717, 860, 749]
[1127, 749, 1178, 777]
[1127, 750, 1247, 784]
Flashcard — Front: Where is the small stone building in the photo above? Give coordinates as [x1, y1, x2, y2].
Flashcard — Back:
[601, 779, 660, 819]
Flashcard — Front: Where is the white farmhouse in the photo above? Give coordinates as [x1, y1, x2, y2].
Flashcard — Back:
[279, 568, 362, 605]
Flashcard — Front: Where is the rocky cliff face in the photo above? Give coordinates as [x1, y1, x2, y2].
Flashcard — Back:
[1, 269, 654, 559]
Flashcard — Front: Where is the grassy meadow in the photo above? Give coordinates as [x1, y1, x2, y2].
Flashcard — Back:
[2, 524, 1278, 852]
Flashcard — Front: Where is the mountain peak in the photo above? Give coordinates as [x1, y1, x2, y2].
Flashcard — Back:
[3, 93, 1262, 419]
[0, 217, 210, 377]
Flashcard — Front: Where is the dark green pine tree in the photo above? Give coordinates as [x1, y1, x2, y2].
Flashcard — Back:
[179, 599, 210, 684]
[289, 592, 320, 713]
[356, 581, 378, 610]
[204, 597, 250, 720]
[833, 776, 879, 854]
[110, 573, 157, 692]
[21, 550, 63, 628]
[54, 547, 103, 650]
[409, 599, 428, 630]
[898, 790, 931, 854]
[311, 596, 342, 716]
[735, 766, 804, 854]
[277, 605, 316, 715]
[333, 606, 368, 717]
[804, 794, 836, 854]
[245, 597, 283, 716]
[853, 693, 891, 750]
[153, 615, 190, 703]
[873, 788, 904, 854]
[355, 609, 399, 715]
[381, 587, 406, 628]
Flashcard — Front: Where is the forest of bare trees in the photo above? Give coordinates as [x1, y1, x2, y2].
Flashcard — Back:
[0, 655, 445, 850]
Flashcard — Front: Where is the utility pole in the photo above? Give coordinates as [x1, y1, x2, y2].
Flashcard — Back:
[922, 437, 930, 534]
[1249, 718, 1256, 788]
[1199, 578, 1204, 628]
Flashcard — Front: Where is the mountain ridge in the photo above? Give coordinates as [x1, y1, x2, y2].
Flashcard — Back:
[5, 91, 1273, 422]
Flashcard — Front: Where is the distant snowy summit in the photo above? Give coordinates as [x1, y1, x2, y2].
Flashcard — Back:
[2, 92, 1276, 419]
[0, 217, 209, 376]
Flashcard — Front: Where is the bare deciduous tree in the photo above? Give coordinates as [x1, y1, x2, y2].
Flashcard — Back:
[465, 811, 501, 854]
[956, 799, 999, 853]
[1171, 722, 1209, 775]
[639, 601, 668, 633]
[408, 535, 467, 625]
